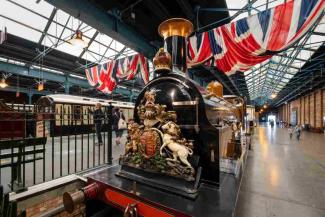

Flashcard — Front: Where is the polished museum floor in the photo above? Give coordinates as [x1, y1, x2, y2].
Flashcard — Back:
[235, 125, 325, 217]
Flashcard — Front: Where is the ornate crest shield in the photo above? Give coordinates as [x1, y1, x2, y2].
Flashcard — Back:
[140, 129, 161, 158]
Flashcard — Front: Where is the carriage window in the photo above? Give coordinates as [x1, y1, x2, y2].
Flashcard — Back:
[73, 105, 82, 120]
[38, 105, 52, 113]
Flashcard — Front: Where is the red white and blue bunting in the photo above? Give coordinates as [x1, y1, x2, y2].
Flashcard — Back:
[187, 0, 325, 75]
[85, 54, 149, 94]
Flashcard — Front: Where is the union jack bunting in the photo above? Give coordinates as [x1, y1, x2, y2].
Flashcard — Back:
[188, 0, 325, 75]
[85, 54, 149, 94]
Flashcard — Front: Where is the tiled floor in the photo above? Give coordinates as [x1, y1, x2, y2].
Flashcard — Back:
[235, 125, 325, 217]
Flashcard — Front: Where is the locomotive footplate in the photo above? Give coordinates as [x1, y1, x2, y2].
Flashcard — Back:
[85, 165, 242, 217]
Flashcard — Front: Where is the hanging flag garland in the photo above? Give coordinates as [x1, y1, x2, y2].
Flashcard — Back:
[85, 54, 149, 94]
[187, 0, 325, 75]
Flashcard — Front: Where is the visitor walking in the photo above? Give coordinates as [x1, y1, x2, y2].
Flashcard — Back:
[288, 127, 293, 139]
[295, 124, 302, 140]
[270, 120, 274, 128]
[89, 103, 104, 145]
[112, 107, 126, 145]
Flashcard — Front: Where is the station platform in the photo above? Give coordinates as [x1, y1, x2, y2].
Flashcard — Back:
[235, 125, 325, 217]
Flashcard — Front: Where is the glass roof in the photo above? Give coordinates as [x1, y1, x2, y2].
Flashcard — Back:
[0, 0, 138, 68]
[226, 0, 284, 22]
[225, 0, 325, 103]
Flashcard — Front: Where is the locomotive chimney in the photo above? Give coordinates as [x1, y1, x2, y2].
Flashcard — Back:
[158, 18, 193, 73]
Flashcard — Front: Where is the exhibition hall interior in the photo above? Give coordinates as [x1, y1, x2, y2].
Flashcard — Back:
[0, 0, 325, 216]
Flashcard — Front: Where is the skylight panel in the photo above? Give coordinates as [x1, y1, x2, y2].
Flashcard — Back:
[253, 0, 271, 10]
[14, 0, 54, 18]
[265, 0, 283, 9]
[123, 48, 138, 56]
[48, 22, 69, 41]
[88, 40, 106, 55]
[226, 0, 284, 22]
[124, 50, 137, 56]
[83, 28, 97, 39]
[55, 42, 84, 57]
[314, 22, 325, 33]
[53, 9, 69, 25]
[111, 40, 125, 52]
[0, 16, 41, 43]
[234, 12, 249, 21]
[225, 0, 248, 16]
[309, 34, 325, 45]
[82, 51, 99, 63]
[298, 50, 313, 60]
[244, 70, 252, 76]
[0, 1, 48, 31]
[105, 48, 118, 59]
[291, 61, 303, 68]
[0, 0, 143, 75]
[96, 33, 113, 47]
[42, 35, 58, 48]
[284, 73, 294, 79]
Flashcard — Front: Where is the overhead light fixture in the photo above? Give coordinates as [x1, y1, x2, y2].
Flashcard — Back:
[131, 11, 136, 19]
[0, 78, 8, 88]
[68, 30, 88, 49]
[38, 82, 44, 91]
[263, 104, 267, 109]
[270, 93, 277, 99]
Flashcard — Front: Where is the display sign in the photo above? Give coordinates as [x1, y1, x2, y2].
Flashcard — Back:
[36, 120, 50, 138]
[246, 106, 255, 121]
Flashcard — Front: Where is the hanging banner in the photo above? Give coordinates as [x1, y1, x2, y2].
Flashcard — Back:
[85, 54, 149, 93]
[187, 0, 325, 75]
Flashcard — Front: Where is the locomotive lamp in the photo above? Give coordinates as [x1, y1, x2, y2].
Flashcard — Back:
[0, 78, 8, 88]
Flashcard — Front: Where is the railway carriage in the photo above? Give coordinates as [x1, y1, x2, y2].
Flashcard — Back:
[36, 94, 134, 136]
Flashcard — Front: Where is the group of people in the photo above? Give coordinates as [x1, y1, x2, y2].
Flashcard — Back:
[288, 124, 302, 140]
[90, 103, 126, 146]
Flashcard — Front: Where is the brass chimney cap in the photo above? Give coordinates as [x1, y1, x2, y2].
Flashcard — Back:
[158, 18, 194, 39]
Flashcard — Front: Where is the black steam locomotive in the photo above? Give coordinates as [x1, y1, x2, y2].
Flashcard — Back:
[61, 18, 245, 217]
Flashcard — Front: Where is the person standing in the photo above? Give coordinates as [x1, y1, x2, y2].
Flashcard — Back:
[112, 107, 126, 145]
[89, 103, 104, 145]
[270, 120, 274, 128]
[288, 127, 293, 139]
[295, 124, 302, 140]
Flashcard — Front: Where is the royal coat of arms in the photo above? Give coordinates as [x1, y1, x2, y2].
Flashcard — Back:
[121, 90, 195, 181]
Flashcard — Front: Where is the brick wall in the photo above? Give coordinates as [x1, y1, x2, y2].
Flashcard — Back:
[14, 178, 86, 217]
[277, 88, 325, 132]
[22, 195, 85, 217]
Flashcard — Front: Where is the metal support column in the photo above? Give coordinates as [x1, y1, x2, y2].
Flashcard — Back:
[64, 75, 70, 94]
[28, 91, 33, 104]
[107, 103, 113, 165]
